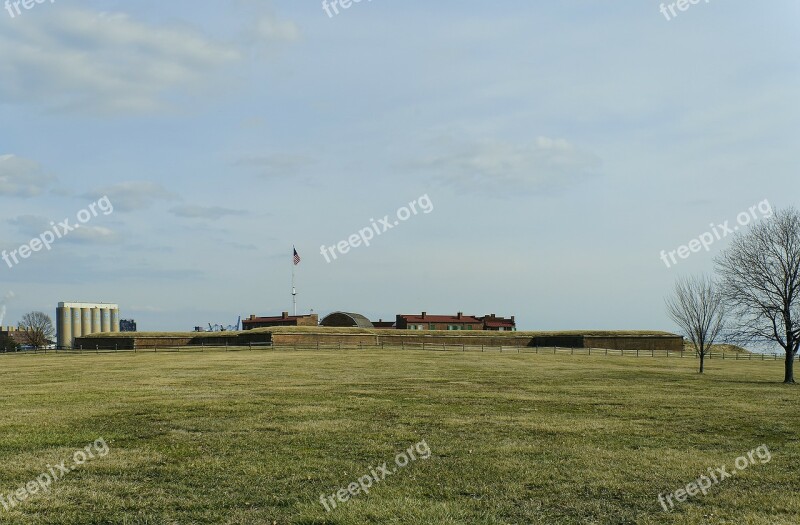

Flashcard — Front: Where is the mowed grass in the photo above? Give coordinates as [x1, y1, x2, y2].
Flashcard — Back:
[0, 350, 797, 524]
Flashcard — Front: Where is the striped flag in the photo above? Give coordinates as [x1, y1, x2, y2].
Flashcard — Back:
[293, 247, 301, 265]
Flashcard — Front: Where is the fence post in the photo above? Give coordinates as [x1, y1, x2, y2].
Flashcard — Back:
[636, 349, 639, 357]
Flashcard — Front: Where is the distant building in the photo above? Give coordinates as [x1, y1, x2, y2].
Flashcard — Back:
[242, 312, 318, 330]
[395, 312, 516, 331]
[372, 319, 396, 329]
[396, 312, 483, 331]
[0, 326, 31, 346]
[120, 319, 137, 332]
[480, 314, 516, 331]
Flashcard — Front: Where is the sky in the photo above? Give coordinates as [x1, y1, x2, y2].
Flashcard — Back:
[0, 0, 798, 334]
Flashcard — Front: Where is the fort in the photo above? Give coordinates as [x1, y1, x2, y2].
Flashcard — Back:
[75, 326, 684, 352]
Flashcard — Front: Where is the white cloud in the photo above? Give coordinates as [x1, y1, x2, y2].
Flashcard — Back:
[0, 154, 56, 197]
[234, 154, 314, 178]
[252, 15, 300, 43]
[8, 215, 119, 244]
[69, 226, 120, 244]
[0, 8, 242, 114]
[416, 137, 602, 195]
[83, 182, 176, 212]
[170, 205, 248, 220]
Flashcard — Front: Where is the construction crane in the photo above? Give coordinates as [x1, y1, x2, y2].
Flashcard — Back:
[203, 316, 241, 332]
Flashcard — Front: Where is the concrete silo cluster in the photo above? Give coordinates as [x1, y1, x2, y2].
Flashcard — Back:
[56, 302, 119, 349]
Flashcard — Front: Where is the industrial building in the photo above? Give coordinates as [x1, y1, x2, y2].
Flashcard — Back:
[120, 319, 137, 332]
[56, 302, 119, 349]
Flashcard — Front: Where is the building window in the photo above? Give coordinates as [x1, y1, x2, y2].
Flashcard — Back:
[429, 323, 435, 330]
[467, 325, 473, 330]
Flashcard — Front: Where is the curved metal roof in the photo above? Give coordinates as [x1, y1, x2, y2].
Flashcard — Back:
[320, 312, 375, 328]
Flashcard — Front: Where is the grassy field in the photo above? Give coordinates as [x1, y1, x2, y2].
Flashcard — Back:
[0, 349, 796, 524]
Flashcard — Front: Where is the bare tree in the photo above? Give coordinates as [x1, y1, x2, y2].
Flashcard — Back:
[666, 275, 726, 373]
[19, 311, 55, 348]
[715, 207, 800, 384]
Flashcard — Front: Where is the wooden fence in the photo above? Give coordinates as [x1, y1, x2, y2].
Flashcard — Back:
[0, 341, 796, 362]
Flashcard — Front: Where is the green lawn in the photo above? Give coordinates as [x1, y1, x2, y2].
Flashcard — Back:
[0, 349, 796, 524]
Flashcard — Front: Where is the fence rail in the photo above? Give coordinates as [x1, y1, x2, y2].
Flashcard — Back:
[1, 341, 796, 362]
[231, 341, 798, 362]
[0, 341, 274, 355]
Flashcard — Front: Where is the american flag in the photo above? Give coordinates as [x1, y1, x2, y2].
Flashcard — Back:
[293, 247, 301, 265]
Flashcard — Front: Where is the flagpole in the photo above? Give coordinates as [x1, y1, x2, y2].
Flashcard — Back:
[292, 246, 297, 316]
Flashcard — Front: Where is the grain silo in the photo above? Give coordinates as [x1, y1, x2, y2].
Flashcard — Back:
[56, 302, 120, 349]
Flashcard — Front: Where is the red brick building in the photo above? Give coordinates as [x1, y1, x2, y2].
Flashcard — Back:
[395, 312, 516, 331]
[480, 314, 516, 331]
[0, 326, 30, 345]
[396, 312, 483, 331]
[242, 312, 318, 330]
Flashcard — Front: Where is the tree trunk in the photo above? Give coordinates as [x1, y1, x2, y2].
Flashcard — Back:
[784, 351, 795, 384]
[699, 352, 705, 374]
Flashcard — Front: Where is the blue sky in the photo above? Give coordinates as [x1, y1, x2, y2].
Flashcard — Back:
[1, 0, 798, 332]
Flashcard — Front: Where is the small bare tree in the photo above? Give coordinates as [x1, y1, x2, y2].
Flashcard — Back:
[19, 311, 54, 348]
[716, 207, 800, 384]
[665, 275, 726, 374]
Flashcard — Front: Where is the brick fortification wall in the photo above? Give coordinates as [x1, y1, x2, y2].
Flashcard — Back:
[77, 330, 683, 352]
